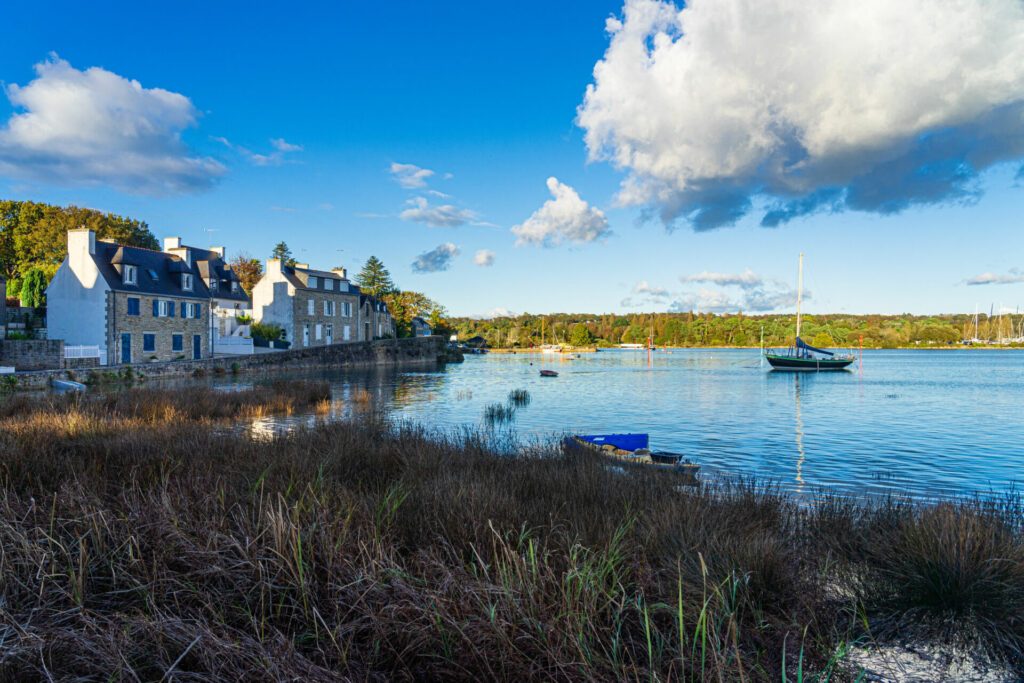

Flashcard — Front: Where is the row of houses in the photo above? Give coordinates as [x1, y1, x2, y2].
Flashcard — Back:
[43, 228, 398, 365]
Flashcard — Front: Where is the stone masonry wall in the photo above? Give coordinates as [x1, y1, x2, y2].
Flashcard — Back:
[108, 291, 208, 364]
[4, 336, 447, 390]
[0, 339, 64, 371]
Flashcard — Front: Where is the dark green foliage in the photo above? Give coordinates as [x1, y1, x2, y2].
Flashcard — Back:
[271, 241, 296, 266]
[355, 255, 396, 297]
[18, 267, 48, 307]
[250, 321, 284, 341]
[0, 199, 159, 284]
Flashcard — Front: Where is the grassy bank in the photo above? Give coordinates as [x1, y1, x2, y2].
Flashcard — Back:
[0, 385, 1021, 680]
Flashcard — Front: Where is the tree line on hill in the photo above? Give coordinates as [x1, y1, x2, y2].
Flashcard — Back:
[0, 200, 450, 339]
[449, 311, 1023, 349]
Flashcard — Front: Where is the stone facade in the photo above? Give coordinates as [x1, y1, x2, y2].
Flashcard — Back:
[0, 339, 64, 371]
[106, 291, 208, 364]
[0, 276, 6, 337]
[292, 288, 360, 347]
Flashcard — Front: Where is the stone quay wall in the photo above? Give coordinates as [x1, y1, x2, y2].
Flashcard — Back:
[2, 336, 448, 391]
[0, 339, 64, 371]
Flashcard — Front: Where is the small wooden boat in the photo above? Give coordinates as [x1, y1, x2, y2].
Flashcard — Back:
[569, 433, 699, 481]
[539, 369, 559, 377]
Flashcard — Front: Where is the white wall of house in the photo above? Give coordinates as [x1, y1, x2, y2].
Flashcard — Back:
[251, 259, 296, 342]
[45, 229, 110, 352]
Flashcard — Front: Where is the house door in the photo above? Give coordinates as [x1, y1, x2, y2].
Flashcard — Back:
[365, 322, 370, 341]
[120, 333, 132, 364]
[303, 325, 310, 346]
[193, 334, 202, 360]
[326, 324, 333, 345]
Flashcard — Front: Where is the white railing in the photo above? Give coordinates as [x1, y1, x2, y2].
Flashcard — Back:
[65, 345, 101, 359]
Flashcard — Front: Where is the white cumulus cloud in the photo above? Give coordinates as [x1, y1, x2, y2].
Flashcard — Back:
[578, 0, 1024, 230]
[400, 196, 481, 227]
[474, 249, 495, 267]
[390, 162, 434, 189]
[412, 242, 460, 273]
[512, 177, 611, 247]
[0, 55, 224, 194]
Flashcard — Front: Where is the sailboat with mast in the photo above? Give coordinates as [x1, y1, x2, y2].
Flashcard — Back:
[764, 254, 855, 371]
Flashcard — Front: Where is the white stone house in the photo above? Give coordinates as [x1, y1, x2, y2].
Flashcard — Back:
[47, 229, 213, 364]
[251, 259, 361, 347]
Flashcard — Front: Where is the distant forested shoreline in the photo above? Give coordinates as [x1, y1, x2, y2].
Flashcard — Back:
[450, 311, 1024, 349]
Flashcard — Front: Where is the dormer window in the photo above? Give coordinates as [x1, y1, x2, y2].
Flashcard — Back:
[308, 276, 318, 288]
[182, 273, 193, 291]
[123, 265, 137, 285]
[325, 278, 334, 291]
[209, 278, 218, 291]
[231, 281, 239, 293]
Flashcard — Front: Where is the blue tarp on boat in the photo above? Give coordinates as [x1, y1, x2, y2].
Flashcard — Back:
[795, 336, 834, 357]
[575, 433, 649, 452]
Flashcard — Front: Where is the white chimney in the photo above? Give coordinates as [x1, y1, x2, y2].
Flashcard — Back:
[332, 267, 347, 279]
[294, 262, 310, 270]
[210, 246, 225, 259]
[163, 236, 182, 251]
[68, 228, 96, 256]
[266, 258, 283, 275]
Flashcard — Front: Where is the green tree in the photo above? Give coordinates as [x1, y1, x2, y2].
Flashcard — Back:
[271, 241, 296, 266]
[569, 323, 593, 347]
[355, 256, 396, 297]
[383, 290, 439, 338]
[19, 267, 48, 308]
[228, 253, 264, 294]
[0, 199, 158, 283]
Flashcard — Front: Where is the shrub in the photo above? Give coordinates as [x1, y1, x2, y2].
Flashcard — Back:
[250, 321, 284, 342]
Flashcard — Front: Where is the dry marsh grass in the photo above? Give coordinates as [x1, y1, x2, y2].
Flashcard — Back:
[0, 382, 1020, 681]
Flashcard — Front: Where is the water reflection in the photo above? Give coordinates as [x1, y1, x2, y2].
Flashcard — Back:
[190, 349, 1024, 499]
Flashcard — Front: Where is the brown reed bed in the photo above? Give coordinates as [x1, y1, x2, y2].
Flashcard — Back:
[0, 384, 1020, 681]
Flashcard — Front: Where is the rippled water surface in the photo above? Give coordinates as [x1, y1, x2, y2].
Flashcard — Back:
[220, 349, 1024, 499]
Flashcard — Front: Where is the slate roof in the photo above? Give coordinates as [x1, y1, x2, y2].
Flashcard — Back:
[94, 242, 209, 299]
[186, 246, 250, 303]
[281, 265, 356, 295]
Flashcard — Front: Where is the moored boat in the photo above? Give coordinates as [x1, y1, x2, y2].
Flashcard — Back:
[539, 369, 559, 377]
[765, 253, 855, 372]
[570, 433, 700, 480]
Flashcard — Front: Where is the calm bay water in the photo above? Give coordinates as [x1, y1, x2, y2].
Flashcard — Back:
[225, 349, 1024, 499]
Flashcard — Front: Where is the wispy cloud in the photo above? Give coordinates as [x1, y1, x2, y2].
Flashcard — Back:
[0, 55, 224, 194]
[966, 269, 1024, 285]
[390, 162, 434, 189]
[412, 242, 460, 273]
[681, 269, 762, 290]
[213, 136, 302, 166]
[400, 196, 483, 228]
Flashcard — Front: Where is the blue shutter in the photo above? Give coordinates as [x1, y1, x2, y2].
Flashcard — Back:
[195, 304, 202, 319]
[152, 299, 159, 317]
[168, 301, 175, 318]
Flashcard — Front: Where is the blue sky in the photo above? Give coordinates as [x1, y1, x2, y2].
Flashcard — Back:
[2, 0, 1023, 317]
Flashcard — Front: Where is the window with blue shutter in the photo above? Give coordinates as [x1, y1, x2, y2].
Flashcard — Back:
[152, 299, 159, 317]
[127, 297, 140, 316]
[143, 334, 156, 352]
[168, 301, 175, 318]
[172, 334, 183, 352]
[194, 304, 202, 319]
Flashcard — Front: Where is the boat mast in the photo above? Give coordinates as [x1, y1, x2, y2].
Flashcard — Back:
[795, 252, 804, 341]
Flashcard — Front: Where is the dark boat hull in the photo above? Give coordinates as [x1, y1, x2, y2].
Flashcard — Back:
[765, 354, 854, 371]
